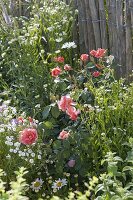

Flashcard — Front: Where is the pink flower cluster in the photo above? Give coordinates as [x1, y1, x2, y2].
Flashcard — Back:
[51, 57, 72, 78]
[80, 48, 106, 78]
[80, 48, 106, 61]
[90, 48, 106, 58]
[58, 95, 80, 121]
[54, 56, 64, 63]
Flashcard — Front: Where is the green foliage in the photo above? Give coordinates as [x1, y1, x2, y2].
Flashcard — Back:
[0, 0, 76, 118]
[0, 167, 29, 200]
[52, 144, 133, 200]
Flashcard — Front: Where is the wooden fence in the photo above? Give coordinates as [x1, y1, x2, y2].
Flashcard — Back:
[1, 0, 133, 78]
[66, 0, 133, 78]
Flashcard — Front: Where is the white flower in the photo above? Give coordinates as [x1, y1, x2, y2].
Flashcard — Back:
[11, 107, 16, 114]
[6, 154, 11, 159]
[31, 153, 35, 157]
[21, 152, 26, 157]
[14, 142, 20, 147]
[29, 159, 34, 164]
[106, 55, 114, 65]
[52, 178, 67, 190]
[31, 178, 44, 192]
[3, 110, 9, 117]
[0, 128, 5, 132]
[13, 149, 17, 153]
[28, 149, 33, 153]
[3, 100, 10, 105]
[8, 142, 13, 146]
[42, 193, 46, 197]
[55, 38, 63, 43]
[9, 148, 14, 152]
[62, 41, 77, 49]
[38, 155, 41, 159]
[6, 136, 12, 141]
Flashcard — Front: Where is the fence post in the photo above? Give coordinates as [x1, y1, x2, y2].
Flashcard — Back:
[89, 0, 101, 49]
[125, 0, 133, 79]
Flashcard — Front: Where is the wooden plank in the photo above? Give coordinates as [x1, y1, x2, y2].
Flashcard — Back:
[77, 0, 87, 53]
[130, 0, 133, 32]
[0, 0, 12, 25]
[81, 0, 89, 52]
[89, 0, 101, 49]
[125, 0, 133, 79]
[98, 0, 108, 49]
[85, 0, 96, 52]
[116, 0, 126, 77]
[106, 0, 113, 53]
[110, 0, 117, 58]
[71, 0, 79, 55]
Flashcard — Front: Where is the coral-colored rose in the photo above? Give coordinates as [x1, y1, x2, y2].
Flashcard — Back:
[92, 71, 101, 77]
[90, 48, 106, 58]
[64, 64, 72, 71]
[28, 117, 33, 123]
[66, 106, 80, 121]
[51, 67, 62, 77]
[80, 54, 89, 61]
[58, 130, 69, 140]
[19, 128, 38, 145]
[58, 95, 74, 112]
[54, 56, 64, 63]
[18, 116, 24, 123]
[67, 159, 75, 167]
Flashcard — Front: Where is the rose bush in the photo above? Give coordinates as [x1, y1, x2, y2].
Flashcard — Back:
[0, 1, 133, 199]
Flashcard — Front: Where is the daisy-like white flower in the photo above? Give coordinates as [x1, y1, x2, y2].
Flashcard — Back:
[31, 178, 44, 192]
[62, 41, 77, 49]
[52, 178, 67, 190]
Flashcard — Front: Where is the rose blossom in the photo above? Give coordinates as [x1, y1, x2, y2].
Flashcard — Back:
[58, 130, 69, 140]
[19, 128, 38, 145]
[67, 159, 75, 167]
[28, 117, 33, 123]
[90, 48, 106, 58]
[54, 56, 64, 63]
[92, 71, 101, 77]
[17, 116, 24, 123]
[58, 95, 74, 112]
[64, 64, 72, 71]
[66, 106, 80, 121]
[51, 67, 62, 77]
[80, 54, 89, 61]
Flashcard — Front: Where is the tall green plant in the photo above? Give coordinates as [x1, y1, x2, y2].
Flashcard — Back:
[0, 0, 76, 118]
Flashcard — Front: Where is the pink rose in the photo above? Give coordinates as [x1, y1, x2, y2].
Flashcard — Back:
[17, 116, 24, 123]
[92, 71, 101, 77]
[90, 48, 106, 58]
[64, 64, 72, 71]
[80, 54, 89, 61]
[19, 128, 38, 145]
[58, 130, 69, 140]
[66, 106, 80, 121]
[28, 117, 33, 123]
[67, 159, 75, 167]
[51, 67, 62, 77]
[58, 95, 74, 112]
[54, 56, 64, 63]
